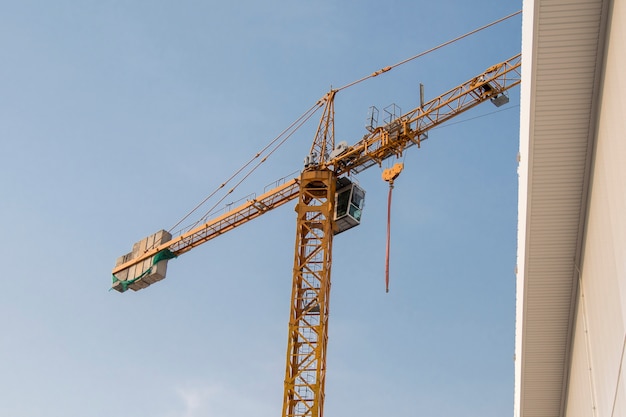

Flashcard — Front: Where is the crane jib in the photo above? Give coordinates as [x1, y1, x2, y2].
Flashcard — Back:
[111, 178, 301, 292]
[325, 53, 521, 176]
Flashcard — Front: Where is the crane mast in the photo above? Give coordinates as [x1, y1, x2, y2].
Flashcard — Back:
[284, 169, 335, 417]
[283, 90, 338, 417]
[110, 53, 522, 417]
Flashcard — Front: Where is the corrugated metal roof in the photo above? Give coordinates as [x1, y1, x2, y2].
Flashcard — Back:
[515, 0, 611, 416]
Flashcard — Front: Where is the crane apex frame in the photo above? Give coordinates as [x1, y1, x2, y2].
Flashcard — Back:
[111, 53, 521, 417]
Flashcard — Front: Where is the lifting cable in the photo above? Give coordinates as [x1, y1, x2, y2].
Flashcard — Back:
[194, 103, 320, 225]
[382, 163, 404, 292]
[336, 10, 522, 93]
[385, 182, 393, 293]
[169, 101, 323, 235]
[431, 105, 519, 131]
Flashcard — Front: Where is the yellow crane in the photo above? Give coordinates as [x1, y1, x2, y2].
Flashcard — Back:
[111, 53, 521, 417]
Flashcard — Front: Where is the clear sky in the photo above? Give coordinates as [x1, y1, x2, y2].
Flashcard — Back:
[0, 1, 522, 416]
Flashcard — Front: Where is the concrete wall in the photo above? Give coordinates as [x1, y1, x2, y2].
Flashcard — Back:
[565, 1, 626, 415]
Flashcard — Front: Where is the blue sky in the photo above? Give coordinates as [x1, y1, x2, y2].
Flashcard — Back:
[0, 1, 522, 416]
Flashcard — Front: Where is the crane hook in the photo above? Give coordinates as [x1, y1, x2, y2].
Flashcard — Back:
[382, 163, 404, 293]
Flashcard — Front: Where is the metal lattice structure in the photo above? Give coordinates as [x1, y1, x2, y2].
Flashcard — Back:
[111, 53, 522, 417]
[329, 53, 521, 175]
[283, 169, 336, 417]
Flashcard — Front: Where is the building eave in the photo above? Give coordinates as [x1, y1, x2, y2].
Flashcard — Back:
[514, 0, 611, 416]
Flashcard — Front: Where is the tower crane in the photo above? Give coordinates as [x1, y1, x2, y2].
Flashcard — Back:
[111, 53, 521, 417]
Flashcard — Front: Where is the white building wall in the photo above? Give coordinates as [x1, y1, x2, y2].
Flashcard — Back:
[566, 299, 595, 417]
[565, 1, 626, 416]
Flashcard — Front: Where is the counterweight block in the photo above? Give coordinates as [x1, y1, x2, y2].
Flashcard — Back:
[112, 230, 173, 292]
